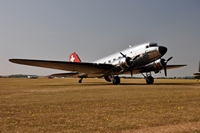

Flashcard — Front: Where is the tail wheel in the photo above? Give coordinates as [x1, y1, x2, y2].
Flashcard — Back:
[78, 78, 83, 83]
[113, 76, 120, 85]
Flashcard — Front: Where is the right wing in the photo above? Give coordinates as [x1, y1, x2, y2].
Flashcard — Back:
[139, 64, 187, 73]
[9, 59, 114, 74]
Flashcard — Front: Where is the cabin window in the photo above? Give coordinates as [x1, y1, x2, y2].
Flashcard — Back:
[108, 60, 111, 63]
[146, 45, 149, 48]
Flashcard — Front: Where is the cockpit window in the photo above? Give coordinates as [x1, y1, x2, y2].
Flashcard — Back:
[149, 43, 158, 47]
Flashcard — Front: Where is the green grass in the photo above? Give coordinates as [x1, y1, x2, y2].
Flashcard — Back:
[0, 78, 200, 132]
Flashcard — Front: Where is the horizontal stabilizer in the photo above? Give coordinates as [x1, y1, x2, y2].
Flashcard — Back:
[50, 72, 78, 77]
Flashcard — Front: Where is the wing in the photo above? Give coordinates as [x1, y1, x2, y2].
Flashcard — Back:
[139, 64, 187, 73]
[9, 59, 114, 74]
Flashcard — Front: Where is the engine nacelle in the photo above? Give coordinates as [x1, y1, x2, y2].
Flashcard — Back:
[153, 59, 165, 73]
[117, 54, 141, 73]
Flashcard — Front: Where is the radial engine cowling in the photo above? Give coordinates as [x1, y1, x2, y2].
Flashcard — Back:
[153, 59, 165, 73]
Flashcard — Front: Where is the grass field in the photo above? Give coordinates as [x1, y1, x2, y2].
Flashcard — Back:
[0, 78, 200, 133]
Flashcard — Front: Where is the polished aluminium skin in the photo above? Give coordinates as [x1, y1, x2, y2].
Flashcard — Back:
[9, 42, 186, 85]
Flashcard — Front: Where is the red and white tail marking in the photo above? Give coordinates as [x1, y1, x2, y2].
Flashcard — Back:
[69, 52, 81, 62]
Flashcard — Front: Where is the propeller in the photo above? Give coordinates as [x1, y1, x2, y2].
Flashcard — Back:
[161, 56, 173, 77]
[120, 52, 134, 76]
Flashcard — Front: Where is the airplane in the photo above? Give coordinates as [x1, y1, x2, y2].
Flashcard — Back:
[193, 61, 200, 79]
[9, 42, 186, 85]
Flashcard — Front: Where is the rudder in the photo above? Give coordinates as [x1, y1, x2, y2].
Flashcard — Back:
[69, 52, 81, 62]
[199, 61, 200, 72]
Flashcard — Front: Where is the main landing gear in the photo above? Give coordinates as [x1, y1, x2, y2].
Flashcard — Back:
[78, 76, 120, 85]
[104, 75, 121, 85]
[112, 76, 120, 85]
[142, 72, 154, 84]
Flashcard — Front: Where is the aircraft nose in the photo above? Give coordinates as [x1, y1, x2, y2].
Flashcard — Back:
[159, 46, 167, 55]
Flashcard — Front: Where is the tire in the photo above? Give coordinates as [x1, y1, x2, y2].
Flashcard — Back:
[113, 76, 120, 85]
[146, 76, 154, 84]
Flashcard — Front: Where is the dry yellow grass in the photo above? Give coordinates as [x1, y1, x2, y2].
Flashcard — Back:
[0, 78, 200, 132]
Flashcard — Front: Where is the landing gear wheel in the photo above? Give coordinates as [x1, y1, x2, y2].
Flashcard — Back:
[146, 76, 154, 84]
[113, 76, 120, 85]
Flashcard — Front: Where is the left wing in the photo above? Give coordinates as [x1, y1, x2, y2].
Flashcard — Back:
[9, 59, 114, 74]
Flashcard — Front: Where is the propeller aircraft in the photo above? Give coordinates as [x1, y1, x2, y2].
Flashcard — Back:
[9, 42, 186, 85]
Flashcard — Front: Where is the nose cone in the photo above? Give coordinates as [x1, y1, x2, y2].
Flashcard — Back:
[159, 46, 167, 55]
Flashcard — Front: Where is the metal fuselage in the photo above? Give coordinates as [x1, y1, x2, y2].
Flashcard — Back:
[93, 42, 167, 75]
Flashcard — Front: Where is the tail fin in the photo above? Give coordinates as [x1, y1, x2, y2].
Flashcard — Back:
[69, 52, 81, 62]
[199, 61, 200, 72]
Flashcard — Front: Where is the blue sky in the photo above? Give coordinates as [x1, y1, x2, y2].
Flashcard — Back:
[1, 0, 200, 77]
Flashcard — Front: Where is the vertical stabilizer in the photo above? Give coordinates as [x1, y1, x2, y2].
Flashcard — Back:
[69, 52, 81, 62]
[199, 61, 200, 72]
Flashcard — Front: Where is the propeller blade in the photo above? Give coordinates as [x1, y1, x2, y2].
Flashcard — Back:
[164, 67, 167, 77]
[120, 52, 134, 77]
[167, 56, 173, 62]
[163, 56, 173, 77]
[130, 70, 133, 77]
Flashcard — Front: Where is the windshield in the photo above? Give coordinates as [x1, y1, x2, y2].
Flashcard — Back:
[149, 43, 158, 47]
